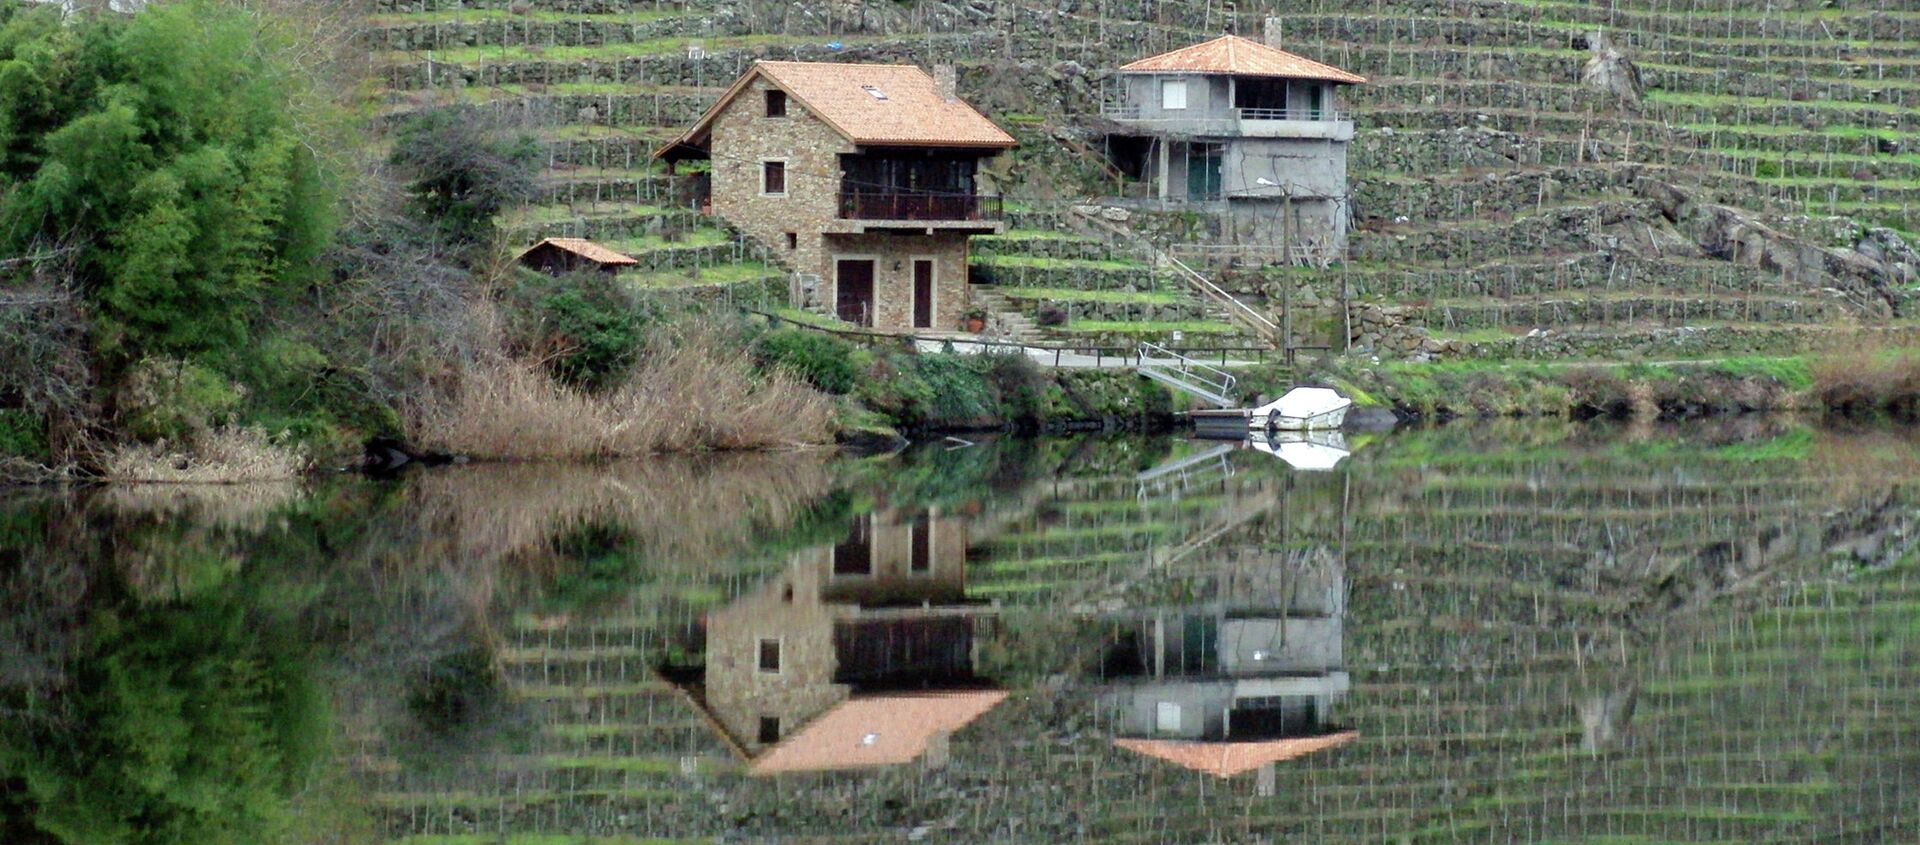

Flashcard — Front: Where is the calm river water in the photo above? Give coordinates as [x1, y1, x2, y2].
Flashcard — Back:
[2, 419, 1916, 844]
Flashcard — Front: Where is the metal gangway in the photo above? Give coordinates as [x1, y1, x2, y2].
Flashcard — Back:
[1137, 342, 1239, 408]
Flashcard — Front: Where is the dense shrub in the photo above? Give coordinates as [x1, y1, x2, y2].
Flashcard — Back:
[754, 327, 860, 394]
[0, 0, 337, 365]
[0, 409, 45, 460]
[539, 285, 645, 391]
[388, 105, 540, 248]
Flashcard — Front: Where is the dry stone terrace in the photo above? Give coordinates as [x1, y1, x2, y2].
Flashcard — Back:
[345, 425, 1920, 843]
[366, 0, 1919, 358]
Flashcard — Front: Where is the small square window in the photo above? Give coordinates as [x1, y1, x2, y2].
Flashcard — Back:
[757, 638, 781, 673]
[762, 161, 786, 195]
[1161, 80, 1188, 110]
[765, 89, 787, 117]
[758, 716, 780, 743]
[784, 232, 798, 250]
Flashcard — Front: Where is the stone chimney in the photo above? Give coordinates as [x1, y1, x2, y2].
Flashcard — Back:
[932, 64, 957, 102]
[1263, 16, 1283, 48]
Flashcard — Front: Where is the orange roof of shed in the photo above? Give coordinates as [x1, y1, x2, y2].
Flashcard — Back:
[659, 61, 1016, 157]
[518, 237, 638, 265]
[1114, 730, 1360, 778]
[748, 690, 1008, 775]
[1118, 35, 1367, 84]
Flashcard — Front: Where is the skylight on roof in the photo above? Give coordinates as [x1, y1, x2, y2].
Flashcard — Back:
[861, 86, 888, 101]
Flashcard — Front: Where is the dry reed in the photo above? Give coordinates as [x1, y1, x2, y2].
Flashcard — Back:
[411, 328, 836, 459]
[1813, 343, 1920, 418]
[404, 453, 835, 573]
[100, 426, 311, 483]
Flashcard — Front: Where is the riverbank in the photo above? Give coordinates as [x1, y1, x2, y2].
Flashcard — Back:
[1297, 349, 1920, 422]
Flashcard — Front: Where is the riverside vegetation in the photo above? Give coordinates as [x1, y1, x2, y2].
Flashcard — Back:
[5, 0, 1920, 484]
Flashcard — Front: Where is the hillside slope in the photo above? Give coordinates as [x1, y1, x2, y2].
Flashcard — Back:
[364, 0, 1920, 360]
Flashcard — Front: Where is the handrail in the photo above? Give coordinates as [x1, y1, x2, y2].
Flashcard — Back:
[1138, 341, 1237, 399]
[1162, 254, 1280, 344]
[747, 309, 1270, 362]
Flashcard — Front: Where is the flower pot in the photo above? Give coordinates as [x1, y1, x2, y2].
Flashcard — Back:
[964, 317, 986, 333]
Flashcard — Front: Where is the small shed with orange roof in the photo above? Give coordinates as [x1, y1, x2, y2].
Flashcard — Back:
[516, 237, 639, 277]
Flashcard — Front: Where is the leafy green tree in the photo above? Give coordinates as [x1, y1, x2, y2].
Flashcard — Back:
[0, 0, 335, 365]
[389, 105, 540, 249]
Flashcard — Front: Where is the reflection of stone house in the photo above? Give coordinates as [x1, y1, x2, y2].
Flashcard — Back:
[698, 508, 1003, 774]
[658, 61, 1015, 330]
[1099, 549, 1353, 777]
[1102, 34, 1366, 261]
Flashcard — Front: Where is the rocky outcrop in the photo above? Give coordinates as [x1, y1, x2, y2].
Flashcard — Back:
[1637, 178, 1914, 316]
[1580, 31, 1644, 109]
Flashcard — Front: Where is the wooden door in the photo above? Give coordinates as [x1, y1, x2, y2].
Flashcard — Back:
[835, 259, 875, 326]
[912, 259, 935, 329]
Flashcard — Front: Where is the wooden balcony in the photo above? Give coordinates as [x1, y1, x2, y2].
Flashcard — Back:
[836, 190, 1004, 231]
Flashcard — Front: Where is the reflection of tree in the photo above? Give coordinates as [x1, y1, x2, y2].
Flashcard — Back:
[0, 583, 324, 845]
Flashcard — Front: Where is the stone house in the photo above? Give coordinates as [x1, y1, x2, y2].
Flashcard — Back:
[696, 507, 1003, 774]
[1102, 34, 1367, 262]
[659, 61, 1016, 330]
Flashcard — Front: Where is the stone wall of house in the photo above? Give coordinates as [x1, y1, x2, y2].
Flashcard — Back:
[705, 76, 977, 331]
[708, 75, 850, 288]
[821, 232, 972, 331]
[704, 559, 848, 753]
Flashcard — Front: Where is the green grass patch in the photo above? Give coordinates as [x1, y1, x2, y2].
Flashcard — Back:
[971, 254, 1147, 272]
[1061, 319, 1240, 334]
[1711, 356, 1813, 390]
[997, 286, 1182, 305]
[622, 261, 775, 289]
[369, 8, 684, 25]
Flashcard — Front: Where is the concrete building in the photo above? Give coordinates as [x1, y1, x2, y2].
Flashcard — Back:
[1101, 35, 1367, 262]
[693, 508, 1005, 774]
[659, 61, 1015, 330]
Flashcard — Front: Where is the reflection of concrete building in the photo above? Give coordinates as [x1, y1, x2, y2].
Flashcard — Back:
[696, 508, 1004, 774]
[1099, 549, 1354, 777]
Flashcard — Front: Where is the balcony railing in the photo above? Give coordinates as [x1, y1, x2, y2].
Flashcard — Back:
[838, 190, 1003, 222]
[1236, 106, 1347, 122]
[1097, 102, 1347, 123]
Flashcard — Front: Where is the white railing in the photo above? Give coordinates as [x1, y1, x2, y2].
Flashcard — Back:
[1237, 106, 1347, 123]
[1168, 242, 1343, 268]
[1138, 341, 1238, 402]
[1162, 254, 1280, 344]
[1098, 102, 1347, 123]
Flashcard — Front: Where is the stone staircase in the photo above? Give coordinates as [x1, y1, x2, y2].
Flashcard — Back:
[967, 286, 1046, 344]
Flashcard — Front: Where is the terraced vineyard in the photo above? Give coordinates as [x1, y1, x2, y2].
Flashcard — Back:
[364, 0, 1920, 357]
[340, 424, 1918, 843]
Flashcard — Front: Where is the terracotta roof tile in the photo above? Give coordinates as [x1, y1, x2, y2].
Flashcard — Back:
[748, 691, 1008, 775]
[1113, 730, 1360, 778]
[519, 237, 638, 265]
[660, 61, 1016, 157]
[1118, 35, 1367, 84]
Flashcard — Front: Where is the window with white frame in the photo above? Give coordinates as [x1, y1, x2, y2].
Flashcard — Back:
[1160, 79, 1188, 110]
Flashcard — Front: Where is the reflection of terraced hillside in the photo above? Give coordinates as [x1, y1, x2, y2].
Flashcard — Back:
[361, 426, 1918, 843]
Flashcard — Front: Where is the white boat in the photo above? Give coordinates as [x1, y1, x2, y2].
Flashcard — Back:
[1245, 429, 1350, 471]
[1250, 387, 1352, 431]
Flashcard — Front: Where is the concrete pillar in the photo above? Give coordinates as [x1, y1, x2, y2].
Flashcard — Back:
[1156, 140, 1171, 201]
[1256, 762, 1277, 796]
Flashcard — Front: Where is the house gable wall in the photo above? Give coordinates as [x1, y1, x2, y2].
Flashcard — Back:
[705, 74, 974, 332]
